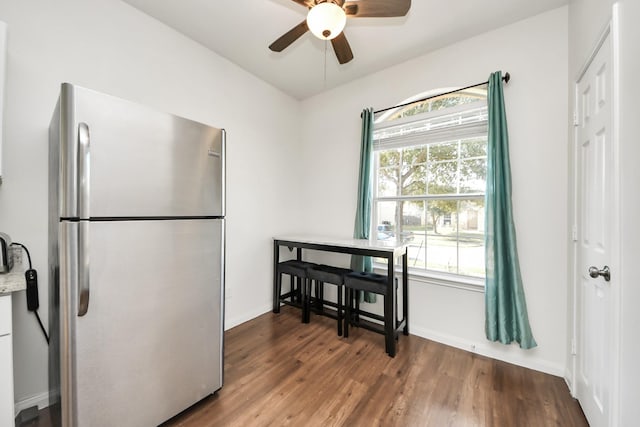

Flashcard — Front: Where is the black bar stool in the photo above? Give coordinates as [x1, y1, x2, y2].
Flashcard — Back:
[274, 259, 316, 322]
[306, 265, 352, 335]
[343, 271, 398, 353]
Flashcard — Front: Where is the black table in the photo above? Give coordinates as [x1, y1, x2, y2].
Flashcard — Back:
[273, 235, 409, 357]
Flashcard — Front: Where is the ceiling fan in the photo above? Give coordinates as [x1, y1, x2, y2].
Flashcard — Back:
[269, 0, 411, 64]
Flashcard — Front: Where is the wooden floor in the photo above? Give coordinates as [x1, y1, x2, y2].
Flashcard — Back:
[28, 306, 588, 427]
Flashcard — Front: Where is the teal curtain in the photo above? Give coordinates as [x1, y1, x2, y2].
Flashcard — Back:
[351, 108, 376, 303]
[485, 71, 537, 349]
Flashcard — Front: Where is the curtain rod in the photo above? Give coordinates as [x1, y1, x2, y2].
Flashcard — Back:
[371, 72, 510, 116]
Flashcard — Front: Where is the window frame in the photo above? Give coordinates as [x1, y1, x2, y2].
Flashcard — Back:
[371, 92, 489, 289]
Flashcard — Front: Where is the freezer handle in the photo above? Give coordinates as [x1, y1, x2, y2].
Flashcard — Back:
[77, 122, 90, 219]
[77, 122, 90, 316]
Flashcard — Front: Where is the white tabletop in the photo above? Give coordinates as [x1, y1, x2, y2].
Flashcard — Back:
[274, 235, 408, 258]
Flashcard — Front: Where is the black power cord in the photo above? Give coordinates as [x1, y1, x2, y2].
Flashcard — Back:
[11, 242, 49, 345]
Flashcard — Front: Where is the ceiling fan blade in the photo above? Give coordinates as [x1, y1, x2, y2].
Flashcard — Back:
[331, 32, 354, 64]
[290, 0, 315, 8]
[269, 21, 309, 52]
[344, 0, 411, 17]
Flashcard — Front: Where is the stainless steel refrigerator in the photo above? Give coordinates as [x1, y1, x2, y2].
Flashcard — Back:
[48, 83, 225, 426]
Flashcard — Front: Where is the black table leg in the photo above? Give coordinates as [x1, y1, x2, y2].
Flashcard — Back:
[273, 241, 280, 313]
[296, 247, 309, 322]
[302, 277, 310, 323]
[385, 253, 396, 357]
[403, 250, 409, 335]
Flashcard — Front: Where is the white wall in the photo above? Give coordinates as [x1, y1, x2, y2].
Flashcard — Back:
[0, 0, 302, 411]
[568, 0, 640, 424]
[299, 7, 569, 375]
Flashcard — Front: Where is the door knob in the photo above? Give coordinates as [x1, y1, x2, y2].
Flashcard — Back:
[589, 265, 611, 282]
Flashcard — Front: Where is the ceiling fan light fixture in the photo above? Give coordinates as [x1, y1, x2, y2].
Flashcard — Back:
[306, 2, 346, 40]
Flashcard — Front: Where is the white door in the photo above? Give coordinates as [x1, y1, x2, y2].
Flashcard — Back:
[575, 27, 617, 427]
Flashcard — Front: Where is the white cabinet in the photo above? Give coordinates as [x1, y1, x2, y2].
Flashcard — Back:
[0, 295, 14, 426]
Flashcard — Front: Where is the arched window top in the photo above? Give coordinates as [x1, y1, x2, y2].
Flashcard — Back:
[376, 86, 487, 124]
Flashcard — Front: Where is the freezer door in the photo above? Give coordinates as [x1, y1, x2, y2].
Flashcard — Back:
[57, 219, 224, 427]
[56, 83, 225, 218]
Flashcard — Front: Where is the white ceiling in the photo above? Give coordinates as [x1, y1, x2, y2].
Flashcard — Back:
[122, 0, 569, 100]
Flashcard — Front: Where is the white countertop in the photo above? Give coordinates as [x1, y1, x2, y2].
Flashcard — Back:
[274, 235, 408, 256]
[0, 271, 26, 295]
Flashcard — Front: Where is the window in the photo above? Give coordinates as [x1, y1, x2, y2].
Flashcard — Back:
[372, 88, 488, 279]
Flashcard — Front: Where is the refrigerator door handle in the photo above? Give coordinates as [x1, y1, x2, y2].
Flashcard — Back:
[77, 122, 90, 219]
[77, 122, 90, 316]
[77, 220, 90, 316]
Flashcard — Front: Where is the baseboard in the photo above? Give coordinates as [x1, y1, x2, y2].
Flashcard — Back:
[14, 391, 49, 416]
[410, 325, 565, 377]
[564, 367, 576, 397]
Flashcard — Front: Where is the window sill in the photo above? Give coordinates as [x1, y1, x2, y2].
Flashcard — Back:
[372, 263, 485, 293]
